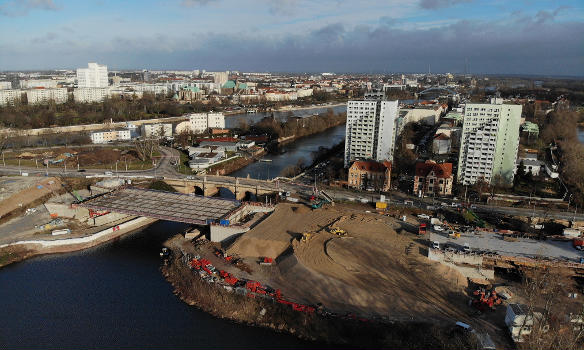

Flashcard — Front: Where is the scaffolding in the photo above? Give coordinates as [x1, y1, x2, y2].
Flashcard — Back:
[77, 187, 240, 225]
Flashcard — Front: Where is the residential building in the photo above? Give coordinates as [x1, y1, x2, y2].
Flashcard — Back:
[188, 152, 223, 170]
[73, 88, 110, 103]
[457, 103, 522, 185]
[0, 89, 22, 106]
[175, 113, 225, 134]
[141, 123, 172, 139]
[516, 153, 543, 176]
[413, 160, 454, 197]
[213, 72, 229, 86]
[432, 133, 451, 155]
[0, 81, 11, 90]
[347, 160, 392, 191]
[26, 88, 68, 105]
[344, 99, 399, 167]
[90, 129, 131, 144]
[20, 79, 58, 89]
[77, 63, 108, 88]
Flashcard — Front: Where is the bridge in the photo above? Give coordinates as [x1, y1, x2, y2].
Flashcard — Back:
[163, 175, 286, 200]
[77, 187, 241, 225]
[418, 86, 458, 96]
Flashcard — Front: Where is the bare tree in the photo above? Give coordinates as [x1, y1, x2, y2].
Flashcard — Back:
[133, 138, 158, 162]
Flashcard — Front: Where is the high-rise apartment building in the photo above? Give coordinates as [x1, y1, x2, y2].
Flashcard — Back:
[77, 63, 108, 88]
[26, 88, 68, 105]
[213, 72, 228, 86]
[344, 99, 399, 167]
[457, 103, 522, 185]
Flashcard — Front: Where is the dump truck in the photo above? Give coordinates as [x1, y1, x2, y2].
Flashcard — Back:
[418, 223, 427, 235]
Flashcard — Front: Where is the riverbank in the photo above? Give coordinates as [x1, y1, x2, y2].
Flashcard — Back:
[162, 235, 477, 349]
[0, 216, 158, 268]
[223, 102, 347, 116]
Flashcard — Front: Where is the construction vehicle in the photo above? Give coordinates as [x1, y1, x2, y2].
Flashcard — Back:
[259, 257, 274, 265]
[311, 198, 330, 209]
[328, 227, 346, 236]
[301, 232, 314, 242]
[418, 223, 427, 235]
[471, 288, 502, 311]
[444, 220, 461, 238]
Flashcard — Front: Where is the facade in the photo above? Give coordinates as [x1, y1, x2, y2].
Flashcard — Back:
[20, 79, 58, 89]
[26, 88, 68, 105]
[457, 103, 522, 185]
[176, 113, 226, 134]
[0, 89, 22, 106]
[90, 129, 131, 144]
[73, 88, 110, 103]
[347, 160, 392, 191]
[413, 160, 454, 197]
[176, 86, 202, 102]
[77, 63, 108, 88]
[516, 153, 542, 176]
[141, 123, 172, 139]
[213, 72, 229, 86]
[0, 81, 11, 90]
[344, 99, 399, 167]
[505, 304, 543, 343]
[432, 133, 451, 155]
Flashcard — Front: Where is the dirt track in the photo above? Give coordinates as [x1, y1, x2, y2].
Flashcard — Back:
[227, 203, 472, 323]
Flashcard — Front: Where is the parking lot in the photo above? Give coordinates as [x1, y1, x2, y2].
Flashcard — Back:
[429, 230, 582, 262]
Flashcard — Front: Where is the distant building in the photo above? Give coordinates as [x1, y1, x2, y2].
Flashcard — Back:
[213, 72, 229, 86]
[26, 88, 68, 105]
[90, 129, 131, 144]
[73, 87, 110, 103]
[413, 160, 453, 197]
[20, 79, 58, 89]
[347, 160, 392, 191]
[141, 123, 172, 139]
[176, 86, 202, 102]
[344, 99, 399, 167]
[175, 113, 225, 135]
[457, 103, 522, 185]
[515, 153, 542, 176]
[0, 89, 22, 106]
[77, 63, 108, 88]
[0, 81, 12, 90]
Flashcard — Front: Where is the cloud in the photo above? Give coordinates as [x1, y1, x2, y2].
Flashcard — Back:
[268, 0, 300, 15]
[534, 6, 570, 24]
[0, 0, 60, 16]
[418, 0, 471, 10]
[31, 32, 59, 44]
[180, 0, 214, 6]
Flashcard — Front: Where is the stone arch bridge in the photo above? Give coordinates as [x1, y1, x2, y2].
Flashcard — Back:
[163, 176, 282, 200]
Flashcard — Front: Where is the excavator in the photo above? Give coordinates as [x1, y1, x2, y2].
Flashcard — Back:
[444, 220, 460, 239]
[328, 227, 346, 236]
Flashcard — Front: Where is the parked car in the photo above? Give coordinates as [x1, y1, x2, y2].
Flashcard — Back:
[433, 225, 444, 232]
[462, 243, 471, 253]
[104, 171, 113, 176]
[440, 202, 448, 207]
[417, 214, 431, 220]
[432, 241, 440, 249]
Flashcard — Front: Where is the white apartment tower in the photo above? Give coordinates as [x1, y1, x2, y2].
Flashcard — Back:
[344, 99, 399, 167]
[213, 72, 228, 86]
[457, 103, 522, 185]
[77, 63, 109, 88]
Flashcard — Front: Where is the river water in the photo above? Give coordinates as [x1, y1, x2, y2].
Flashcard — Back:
[0, 109, 348, 349]
[0, 221, 319, 349]
[578, 127, 584, 144]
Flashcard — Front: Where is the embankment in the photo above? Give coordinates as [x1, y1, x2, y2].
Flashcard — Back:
[162, 237, 478, 349]
[0, 216, 157, 268]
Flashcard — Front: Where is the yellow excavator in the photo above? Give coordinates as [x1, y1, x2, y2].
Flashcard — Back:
[328, 227, 346, 236]
[444, 220, 460, 239]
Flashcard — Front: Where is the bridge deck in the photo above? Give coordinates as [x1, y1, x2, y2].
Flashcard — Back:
[78, 187, 240, 225]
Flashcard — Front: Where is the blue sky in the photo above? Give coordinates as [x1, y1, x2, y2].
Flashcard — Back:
[0, 0, 583, 75]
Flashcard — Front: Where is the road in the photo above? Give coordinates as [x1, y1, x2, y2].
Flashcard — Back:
[1, 146, 582, 222]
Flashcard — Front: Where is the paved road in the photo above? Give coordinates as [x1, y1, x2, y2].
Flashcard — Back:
[1, 146, 582, 222]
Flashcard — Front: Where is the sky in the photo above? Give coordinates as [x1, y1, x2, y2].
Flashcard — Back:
[0, 0, 583, 75]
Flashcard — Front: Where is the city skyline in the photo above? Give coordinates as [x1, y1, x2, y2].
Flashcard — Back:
[0, 0, 583, 75]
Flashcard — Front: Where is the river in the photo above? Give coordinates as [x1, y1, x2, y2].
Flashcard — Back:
[0, 221, 322, 349]
[578, 127, 584, 144]
[0, 118, 347, 349]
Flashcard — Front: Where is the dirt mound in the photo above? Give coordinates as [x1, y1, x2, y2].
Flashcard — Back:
[291, 205, 309, 214]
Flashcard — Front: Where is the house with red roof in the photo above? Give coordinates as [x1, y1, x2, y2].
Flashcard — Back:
[348, 160, 392, 191]
[413, 160, 453, 196]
